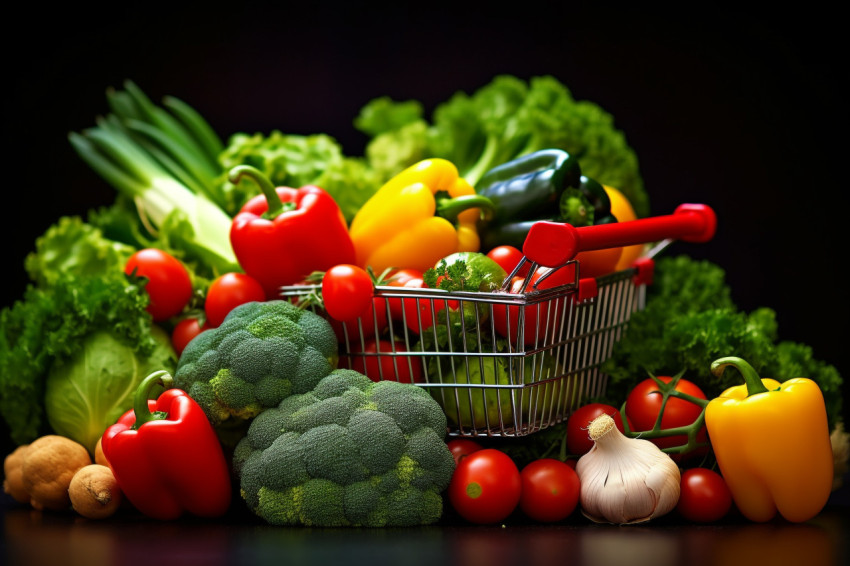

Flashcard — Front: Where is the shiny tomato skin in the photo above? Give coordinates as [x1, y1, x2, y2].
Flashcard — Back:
[519, 458, 581, 523]
[566, 403, 629, 456]
[385, 268, 424, 321]
[401, 277, 457, 334]
[624, 376, 708, 453]
[205, 272, 266, 328]
[677, 468, 733, 523]
[330, 297, 389, 343]
[171, 317, 204, 356]
[343, 339, 423, 384]
[124, 248, 193, 322]
[448, 449, 521, 524]
[486, 245, 528, 277]
[322, 264, 374, 322]
[492, 264, 577, 346]
[446, 438, 483, 468]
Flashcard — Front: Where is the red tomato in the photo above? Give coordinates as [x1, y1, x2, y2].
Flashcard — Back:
[330, 297, 389, 344]
[384, 268, 424, 321]
[124, 249, 193, 322]
[492, 265, 575, 346]
[486, 245, 529, 277]
[566, 403, 629, 456]
[400, 277, 457, 334]
[574, 247, 622, 278]
[343, 339, 423, 383]
[322, 264, 374, 322]
[171, 317, 204, 356]
[519, 458, 581, 523]
[446, 438, 483, 468]
[624, 376, 708, 456]
[205, 272, 266, 328]
[449, 449, 521, 524]
[677, 468, 733, 523]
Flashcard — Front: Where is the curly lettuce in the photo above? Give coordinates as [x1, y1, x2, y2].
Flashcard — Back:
[600, 256, 843, 428]
[354, 75, 649, 217]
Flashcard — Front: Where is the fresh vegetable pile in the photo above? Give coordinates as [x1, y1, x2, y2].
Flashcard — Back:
[1, 76, 845, 530]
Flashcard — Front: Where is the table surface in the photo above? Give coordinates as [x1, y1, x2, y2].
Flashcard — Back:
[3, 484, 848, 566]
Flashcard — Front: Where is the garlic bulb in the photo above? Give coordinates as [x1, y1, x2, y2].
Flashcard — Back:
[575, 413, 680, 524]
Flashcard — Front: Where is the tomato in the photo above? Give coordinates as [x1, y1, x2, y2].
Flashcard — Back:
[574, 247, 622, 278]
[401, 277, 457, 334]
[343, 339, 423, 384]
[124, 248, 193, 322]
[566, 403, 629, 456]
[384, 268, 424, 321]
[519, 458, 581, 523]
[448, 449, 521, 524]
[624, 376, 708, 456]
[446, 438, 483, 468]
[492, 265, 575, 346]
[322, 264, 374, 322]
[677, 468, 733, 523]
[486, 245, 528, 278]
[205, 272, 266, 328]
[171, 317, 204, 356]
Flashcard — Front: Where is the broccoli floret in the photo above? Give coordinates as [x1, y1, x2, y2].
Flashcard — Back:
[235, 369, 455, 527]
[173, 300, 338, 439]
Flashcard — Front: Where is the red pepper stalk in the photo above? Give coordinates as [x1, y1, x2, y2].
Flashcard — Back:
[101, 370, 232, 521]
[229, 165, 357, 299]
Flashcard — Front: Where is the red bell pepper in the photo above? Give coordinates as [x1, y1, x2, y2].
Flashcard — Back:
[228, 165, 356, 299]
[101, 371, 232, 521]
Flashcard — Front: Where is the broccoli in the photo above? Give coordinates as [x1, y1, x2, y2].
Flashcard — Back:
[173, 300, 339, 436]
[232, 369, 456, 527]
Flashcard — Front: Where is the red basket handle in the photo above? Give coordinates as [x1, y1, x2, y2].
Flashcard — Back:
[522, 203, 717, 267]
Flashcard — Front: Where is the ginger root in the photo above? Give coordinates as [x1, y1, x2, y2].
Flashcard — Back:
[69, 464, 123, 519]
[3, 444, 31, 504]
[21, 435, 92, 511]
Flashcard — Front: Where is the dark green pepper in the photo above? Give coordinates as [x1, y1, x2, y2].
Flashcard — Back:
[476, 149, 583, 227]
[475, 149, 616, 251]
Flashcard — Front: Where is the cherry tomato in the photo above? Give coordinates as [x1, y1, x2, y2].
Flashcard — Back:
[384, 268, 424, 321]
[171, 317, 204, 356]
[566, 403, 629, 456]
[492, 265, 575, 346]
[448, 449, 521, 524]
[446, 438, 483, 467]
[574, 247, 622, 278]
[322, 264, 375, 323]
[519, 458, 581, 523]
[124, 248, 193, 322]
[343, 339, 423, 383]
[401, 277, 458, 334]
[624, 376, 708, 456]
[205, 272, 266, 328]
[677, 468, 733, 523]
[486, 246, 529, 277]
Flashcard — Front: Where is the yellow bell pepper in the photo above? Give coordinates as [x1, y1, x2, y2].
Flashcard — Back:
[706, 357, 834, 523]
[348, 159, 492, 273]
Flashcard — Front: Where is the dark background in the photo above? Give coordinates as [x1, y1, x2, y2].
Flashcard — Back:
[2, 3, 847, 452]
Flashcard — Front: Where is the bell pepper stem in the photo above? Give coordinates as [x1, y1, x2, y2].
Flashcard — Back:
[711, 356, 770, 396]
[436, 194, 496, 223]
[228, 165, 286, 219]
[133, 370, 174, 429]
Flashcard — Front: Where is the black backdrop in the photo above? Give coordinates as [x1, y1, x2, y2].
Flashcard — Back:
[3, 4, 847, 451]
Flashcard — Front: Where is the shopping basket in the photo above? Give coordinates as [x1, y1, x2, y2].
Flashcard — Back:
[280, 204, 716, 437]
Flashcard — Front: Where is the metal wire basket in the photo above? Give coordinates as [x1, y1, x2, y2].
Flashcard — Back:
[281, 204, 717, 437]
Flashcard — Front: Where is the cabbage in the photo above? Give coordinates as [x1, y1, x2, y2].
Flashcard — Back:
[44, 326, 177, 454]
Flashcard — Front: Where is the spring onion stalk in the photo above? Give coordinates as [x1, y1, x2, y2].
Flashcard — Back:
[69, 83, 240, 274]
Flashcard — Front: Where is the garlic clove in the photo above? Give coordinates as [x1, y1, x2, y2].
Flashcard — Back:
[576, 413, 681, 524]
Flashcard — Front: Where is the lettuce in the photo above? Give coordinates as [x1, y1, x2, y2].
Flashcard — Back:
[600, 256, 843, 428]
[0, 217, 177, 448]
